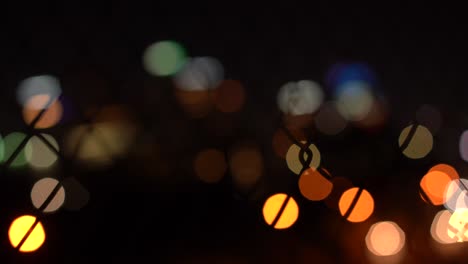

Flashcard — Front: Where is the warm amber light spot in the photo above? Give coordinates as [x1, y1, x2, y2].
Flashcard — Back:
[194, 149, 227, 183]
[262, 193, 299, 229]
[213, 80, 245, 113]
[431, 210, 457, 244]
[324, 177, 354, 211]
[366, 221, 405, 256]
[298, 168, 333, 201]
[229, 144, 263, 190]
[420, 165, 459, 205]
[448, 209, 468, 242]
[9, 215, 46, 252]
[339, 187, 374, 223]
[22, 94, 63, 129]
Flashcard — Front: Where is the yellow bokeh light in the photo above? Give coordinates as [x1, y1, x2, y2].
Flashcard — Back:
[366, 221, 405, 256]
[262, 193, 299, 229]
[448, 209, 468, 242]
[285, 141, 321, 175]
[339, 187, 374, 223]
[9, 215, 46, 252]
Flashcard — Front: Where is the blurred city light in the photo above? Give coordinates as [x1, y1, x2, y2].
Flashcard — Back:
[335, 81, 375, 122]
[1, 132, 32, 168]
[229, 143, 263, 191]
[22, 94, 63, 129]
[277, 80, 324, 116]
[9, 215, 46, 252]
[174, 56, 224, 91]
[194, 148, 227, 183]
[366, 221, 405, 256]
[431, 210, 457, 244]
[285, 141, 321, 175]
[398, 124, 433, 159]
[213, 79, 245, 113]
[143, 40, 187, 77]
[25, 134, 59, 170]
[420, 164, 459, 206]
[31, 177, 65, 213]
[339, 187, 374, 223]
[16, 75, 61, 108]
[262, 193, 299, 229]
[448, 209, 468, 242]
[314, 101, 347, 136]
[298, 167, 333, 201]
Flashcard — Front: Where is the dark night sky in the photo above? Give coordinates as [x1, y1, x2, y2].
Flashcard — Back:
[1, 3, 468, 263]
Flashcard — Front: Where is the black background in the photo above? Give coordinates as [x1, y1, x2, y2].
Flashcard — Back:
[1, 2, 468, 263]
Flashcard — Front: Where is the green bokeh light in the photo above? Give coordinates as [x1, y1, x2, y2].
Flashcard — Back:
[1, 132, 33, 168]
[143, 40, 187, 77]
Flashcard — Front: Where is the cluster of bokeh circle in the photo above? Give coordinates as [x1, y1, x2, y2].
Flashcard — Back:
[6, 37, 468, 259]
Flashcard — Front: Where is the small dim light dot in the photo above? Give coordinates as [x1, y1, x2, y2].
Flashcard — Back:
[366, 221, 405, 256]
[9, 215, 46, 252]
[339, 187, 374, 223]
[229, 144, 263, 190]
[285, 141, 321, 175]
[194, 149, 227, 183]
[213, 80, 245, 113]
[262, 193, 299, 229]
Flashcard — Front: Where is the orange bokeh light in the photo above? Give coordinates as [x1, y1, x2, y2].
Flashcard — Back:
[420, 164, 459, 205]
[213, 79, 245, 113]
[193, 149, 227, 183]
[298, 168, 333, 201]
[262, 193, 299, 229]
[339, 187, 374, 223]
[22, 94, 63, 129]
[366, 221, 405, 256]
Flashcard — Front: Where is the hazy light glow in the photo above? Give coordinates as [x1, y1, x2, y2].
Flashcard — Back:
[398, 124, 433, 159]
[174, 57, 224, 91]
[174, 88, 213, 118]
[229, 144, 263, 190]
[17, 75, 61, 108]
[9, 215, 46, 252]
[194, 149, 227, 183]
[31, 177, 65, 213]
[285, 141, 321, 175]
[22, 94, 63, 129]
[339, 187, 374, 223]
[314, 102, 347, 136]
[272, 129, 306, 159]
[143, 40, 187, 76]
[213, 80, 245, 113]
[326, 62, 377, 92]
[277, 80, 324, 116]
[459, 131, 468, 162]
[298, 168, 333, 201]
[262, 193, 299, 229]
[366, 221, 405, 256]
[25, 134, 59, 169]
[335, 81, 374, 121]
[1, 132, 33, 168]
[431, 210, 457, 244]
[62, 177, 90, 211]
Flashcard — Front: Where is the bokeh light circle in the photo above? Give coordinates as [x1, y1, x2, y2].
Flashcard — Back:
[31, 177, 65, 213]
[339, 187, 374, 223]
[25, 134, 59, 169]
[174, 56, 224, 91]
[22, 94, 63, 129]
[398, 124, 433, 159]
[314, 102, 347, 136]
[17, 75, 61, 108]
[431, 209, 457, 244]
[9, 215, 46, 252]
[262, 193, 299, 229]
[277, 80, 324, 116]
[143, 40, 187, 76]
[335, 81, 374, 121]
[194, 149, 227, 183]
[1, 132, 33, 168]
[366, 221, 405, 256]
[448, 209, 468, 242]
[420, 165, 459, 206]
[285, 141, 321, 175]
[298, 168, 333, 201]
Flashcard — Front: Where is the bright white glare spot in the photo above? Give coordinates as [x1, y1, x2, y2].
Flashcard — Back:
[335, 81, 374, 121]
[17, 75, 61, 108]
[277, 80, 324, 116]
[174, 57, 224, 91]
[25, 134, 59, 170]
[445, 179, 468, 212]
[448, 208, 468, 242]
